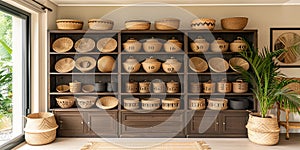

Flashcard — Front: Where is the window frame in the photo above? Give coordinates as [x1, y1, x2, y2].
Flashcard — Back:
[0, 1, 31, 149]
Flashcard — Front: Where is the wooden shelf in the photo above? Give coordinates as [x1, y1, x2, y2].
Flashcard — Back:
[121, 93, 183, 96]
[188, 93, 253, 96]
[50, 72, 118, 75]
[50, 92, 118, 95]
[187, 72, 240, 75]
[121, 72, 184, 75]
[50, 52, 118, 55]
[121, 52, 185, 55]
[187, 52, 240, 55]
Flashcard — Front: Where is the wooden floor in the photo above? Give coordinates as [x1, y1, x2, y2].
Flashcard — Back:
[13, 134, 300, 150]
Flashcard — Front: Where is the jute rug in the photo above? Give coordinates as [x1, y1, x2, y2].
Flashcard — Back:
[81, 141, 211, 150]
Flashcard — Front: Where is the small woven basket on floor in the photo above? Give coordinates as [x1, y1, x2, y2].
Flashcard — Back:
[246, 113, 280, 146]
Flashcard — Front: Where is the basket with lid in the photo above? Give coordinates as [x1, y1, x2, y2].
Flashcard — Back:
[190, 82, 202, 93]
[207, 98, 228, 110]
[166, 80, 180, 93]
[123, 56, 141, 73]
[162, 98, 180, 110]
[139, 81, 151, 93]
[141, 56, 161, 73]
[152, 79, 166, 93]
[189, 98, 206, 110]
[217, 78, 232, 93]
[69, 80, 81, 93]
[126, 81, 138, 93]
[162, 57, 182, 73]
[203, 80, 215, 93]
[232, 79, 248, 93]
[143, 37, 162, 53]
[190, 36, 209, 53]
[141, 98, 161, 110]
[164, 37, 182, 53]
[123, 38, 142, 52]
[124, 98, 140, 110]
[210, 38, 229, 52]
[230, 37, 248, 52]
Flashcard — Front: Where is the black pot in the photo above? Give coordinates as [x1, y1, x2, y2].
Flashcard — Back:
[229, 99, 248, 110]
[95, 81, 106, 92]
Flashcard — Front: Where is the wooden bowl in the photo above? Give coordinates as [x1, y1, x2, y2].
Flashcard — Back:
[96, 96, 118, 110]
[75, 56, 96, 72]
[74, 38, 95, 53]
[208, 57, 229, 72]
[52, 37, 73, 53]
[229, 57, 249, 72]
[97, 56, 116, 72]
[56, 84, 69, 93]
[54, 58, 75, 73]
[96, 38, 117, 53]
[221, 17, 248, 30]
[189, 57, 208, 73]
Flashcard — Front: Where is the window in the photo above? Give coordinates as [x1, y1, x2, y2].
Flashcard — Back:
[0, 1, 30, 149]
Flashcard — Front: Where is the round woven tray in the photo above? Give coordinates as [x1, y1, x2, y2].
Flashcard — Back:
[229, 57, 249, 72]
[97, 37, 117, 53]
[97, 56, 116, 72]
[52, 37, 73, 53]
[208, 57, 229, 72]
[189, 57, 208, 73]
[74, 38, 95, 53]
[54, 58, 75, 73]
[96, 96, 118, 110]
[75, 56, 96, 72]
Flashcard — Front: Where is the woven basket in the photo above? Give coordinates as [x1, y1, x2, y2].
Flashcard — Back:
[164, 38, 182, 53]
[143, 38, 163, 53]
[56, 84, 69, 93]
[123, 38, 142, 52]
[217, 79, 232, 93]
[246, 113, 280, 145]
[56, 96, 75, 108]
[189, 57, 208, 73]
[232, 79, 248, 93]
[52, 37, 73, 53]
[141, 57, 161, 73]
[189, 98, 206, 110]
[97, 56, 116, 72]
[74, 38, 95, 53]
[126, 81, 139, 93]
[55, 58, 75, 73]
[191, 18, 216, 30]
[166, 80, 180, 93]
[141, 98, 161, 110]
[203, 80, 215, 93]
[208, 57, 229, 73]
[190, 82, 202, 93]
[96, 38, 117, 53]
[69, 81, 81, 93]
[162, 57, 182, 73]
[82, 84, 95, 93]
[25, 128, 57, 145]
[125, 20, 151, 30]
[56, 19, 83, 30]
[24, 112, 58, 132]
[76, 96, 97, 109]
[139, 81, 151, 93]
[123, 98, 140, 110]
[96, 96, 118, 110]
[162, 98, 180, 110]
[123, 56, 141, 73]
[155, 18, 180, 30]
[229, 57, 249, 73]
[207, 98, 228, 110]
[221, 17, 248, 30]
[75, 56, 96, 72]
[88, 19, 114, 30]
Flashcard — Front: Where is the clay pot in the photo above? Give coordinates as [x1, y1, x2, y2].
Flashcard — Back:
[141, 57, 161, 73]
[162, 57, 182, 73]
[210, 38, 229, 52]
[143, 37, 162, 53]
[230, 37, 248, 52]
[123, 38, 142, 52]
[164, 37, 182, 52]
[190, 36, 209, 53]
[123, 56, 141, 73]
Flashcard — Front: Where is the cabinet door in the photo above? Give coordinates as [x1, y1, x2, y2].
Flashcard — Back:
[187, 111, 220, 136]
[221, 111, 249, 136]
[87, 111, 118, 137]
[55, 111, 86, 137]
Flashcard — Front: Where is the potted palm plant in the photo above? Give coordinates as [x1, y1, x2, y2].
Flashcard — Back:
[236, 43, 300, 145]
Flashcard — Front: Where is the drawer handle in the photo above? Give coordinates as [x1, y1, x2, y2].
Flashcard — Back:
[216, 122, 219, 125]
[223, 122, 226, 125]
[81, 121, 84, 125]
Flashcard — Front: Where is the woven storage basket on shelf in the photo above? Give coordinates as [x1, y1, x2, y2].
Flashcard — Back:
[76, 96, 97, 109]
[207, 98, 228, 110]
[56, 96, 75, 108]
[189, 98, 206, 110]
[52, 37, 73, 53]
[123, 98, 140, 110]
[56, 84, 69, 93]
[221, 17, 248, 30]
[232, 79, 248, 93]
[97, 56, 116, 72]
[96, 37, 117, 53]
[229, 57, 249, 73]
[24, 112, 58, 145]
[82, 84, 95, 93]
[208, 57, 229, 73]
[246, 113, 280, 145]
[88, 19, 114, 30]
[141, 57, 161, 73]
[69, 80, 81, 93]
[125, 20, 151, 30]
[162, 98, 180, 110]
[56, 19, 83, 30]
[141, 98, 161, 111]
[155, 18, 180, 30]
[54, 58, 75, 73]
[96, 96, 118, 110]
[74, 38, 95, 53]
[189, 57, 208, 73]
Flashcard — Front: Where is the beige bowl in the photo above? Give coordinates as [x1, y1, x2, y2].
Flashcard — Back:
[74, 38, 95, 53]
[75, 56, 96, 72]
[208, 57, 229, 73]
[88, 19, 114, 30]
[55, 58, 75, 73]
[52, 37, 73, 53]
[76, 96, 97, 109]
[97, 38, 117, 53]
[96, 96, 118, 110]
[189, 57, 208, 73]
[155, 18, 180, 30]
[56, 19, 83, 30]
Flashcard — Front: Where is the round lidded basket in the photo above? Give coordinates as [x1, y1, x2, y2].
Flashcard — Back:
[56, 84, 69, 93]
[75, 56, 96, 72]
[52, 37, 73, 53]
[221, 17, 248, 31]
[189, 57, 208, 73]
[56, 19, 83, 30]
[229, 57, 249, 73]
[166, 80, 180, 93]
[141, 57, 161, 73]
[96, 37, 117, 53]
[152, 79, 166, 93]
[190, 82, 202, 93]
[191, 18, 216, 30]
[123, 38, 142, 53]
[76, 96, 97, 109]
[96, 96, 118, 110]
[230, 37, 248, 52]
[207, 98, 228, 110]
[69, 80, 81, 93]
[74, 38, 95, 53]
[56, 96, 75, 108]
[210, 38, 229, 52]
[126, 81, 139, 93]
[189, 98, 206, 110]
[232, 79, 248, 93]
[88, 19, 114, 30]
[190, 36, 210, 53]
[55, 58, 75, 73]
[141, 98, 161, 110]
[82, 84, 95, 93]
[203, 80, 215, 93]
[143, 37, 163, 53]
[162, 57, 182, 73]
[164, 37, 182, 53]
[123, 98, 140, 110]
[217, 79, 232, 93]
[97, 55, 116, 72]
[155, 18, 180, 30]
[162, 98, 180, 110]
[123, 56, 141, 73]
[139, 81, 151, 93]
[125, 20, 151, 30]
[208, 57, 229, 73]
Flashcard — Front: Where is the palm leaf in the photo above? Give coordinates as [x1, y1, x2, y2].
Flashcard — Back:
[0, 39, 12, 60]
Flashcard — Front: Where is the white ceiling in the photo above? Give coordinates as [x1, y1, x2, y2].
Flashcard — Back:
[48, 0, 300, 6]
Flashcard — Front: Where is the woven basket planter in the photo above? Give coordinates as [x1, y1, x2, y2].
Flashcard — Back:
[246, 113, 280, 146]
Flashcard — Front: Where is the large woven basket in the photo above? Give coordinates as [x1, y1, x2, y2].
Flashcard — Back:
[76, 96, 97, 109]
[221, 17, 248, 30]
[55, 58, 75, 73]
[25, 128, 57, 145]
[155, 18, 180, 30]
[189, 57, 208, 73]
[246, 113, 280, 145]
[229, 57, 249, 73]
[56, 19, 83, 30]
[162, 98, 180, 110]
[56, 96, 75, 108]
[208, 57, 229, 73]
